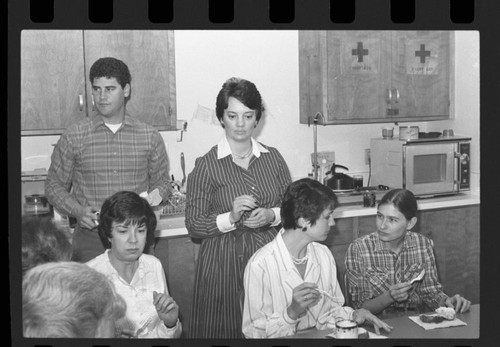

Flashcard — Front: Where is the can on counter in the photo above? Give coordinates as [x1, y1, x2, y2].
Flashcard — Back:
[363, 191, 376, 207]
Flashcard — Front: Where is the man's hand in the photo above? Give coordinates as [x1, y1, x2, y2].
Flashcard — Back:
[75, 205, 100, 230]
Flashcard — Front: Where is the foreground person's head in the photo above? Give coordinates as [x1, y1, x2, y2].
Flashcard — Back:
[23, 261, 126, 338]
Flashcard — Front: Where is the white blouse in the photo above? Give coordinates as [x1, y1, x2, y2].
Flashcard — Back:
[242, 230, 353, 338]
[86, 250, 182, 338]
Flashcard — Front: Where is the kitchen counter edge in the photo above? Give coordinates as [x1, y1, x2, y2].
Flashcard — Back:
[155, 191, 480, 238]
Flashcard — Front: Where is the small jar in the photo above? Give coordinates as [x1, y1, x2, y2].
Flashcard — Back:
[23, 194, 52, 216]
[363, 191, 376, 207]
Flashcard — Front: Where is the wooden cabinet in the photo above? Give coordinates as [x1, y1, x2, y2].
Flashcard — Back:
[21, 31, 86, 134]
[325, 205, 479, 305]
[21, 30, 177, 135]
[299, 30, 452, 124]
[417, 205, 480, 305]
[153, 235, 199, 338]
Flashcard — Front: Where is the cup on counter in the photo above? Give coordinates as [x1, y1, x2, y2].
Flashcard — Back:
[335, 319, 359, 338]
[381, 127, 394, 139]
[353, 175, 363, 189]
[443, 129, 454, 137]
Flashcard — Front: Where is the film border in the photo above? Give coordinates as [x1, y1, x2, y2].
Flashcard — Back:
[8, 0, 497, 347]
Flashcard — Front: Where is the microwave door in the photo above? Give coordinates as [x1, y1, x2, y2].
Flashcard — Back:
[404, 143, 456, 196]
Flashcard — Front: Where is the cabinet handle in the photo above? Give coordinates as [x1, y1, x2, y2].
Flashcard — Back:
[393, 88, 400, 104]
[386, 89, 392, 105]
[79, 94, 84, 111]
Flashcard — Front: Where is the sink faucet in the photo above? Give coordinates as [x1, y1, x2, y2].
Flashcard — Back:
[308, 112, 326, 181]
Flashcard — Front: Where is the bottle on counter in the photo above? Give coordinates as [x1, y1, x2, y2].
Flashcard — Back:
[363, 191, 376, 207]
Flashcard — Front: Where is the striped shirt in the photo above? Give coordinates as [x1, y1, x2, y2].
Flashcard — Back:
[345, 231, 448, 311]
[242, 230, 353, 338]
[45, 114, 170, 217]
[185, 137, 291, 239]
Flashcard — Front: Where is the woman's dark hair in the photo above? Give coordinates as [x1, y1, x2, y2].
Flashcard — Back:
[378, 188, 418, 220]
[97, 191, 157, 252]
[89, 57, 131, 88]
[281, 178, 339, 230]
[215, 77, 264, 125]
[21, 216, 73, 275]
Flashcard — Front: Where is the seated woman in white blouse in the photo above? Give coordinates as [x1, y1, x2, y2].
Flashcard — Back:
[87, 191, 181, 338]
[242, 178, 393, 338]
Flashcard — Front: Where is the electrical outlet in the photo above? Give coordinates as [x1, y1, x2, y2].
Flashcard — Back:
[311, 151, 335, 166]
[365, 149, 371, 165]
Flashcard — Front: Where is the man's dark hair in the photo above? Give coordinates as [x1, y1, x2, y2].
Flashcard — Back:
[89, 57, 131, 88]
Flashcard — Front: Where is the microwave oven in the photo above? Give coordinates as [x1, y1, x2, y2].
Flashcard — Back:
[370, 135, 471, 197]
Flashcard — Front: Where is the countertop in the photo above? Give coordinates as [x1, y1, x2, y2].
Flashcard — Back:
[155, 191, 480, 238]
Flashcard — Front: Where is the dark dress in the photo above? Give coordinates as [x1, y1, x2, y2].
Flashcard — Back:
[185, 142, 291, 338]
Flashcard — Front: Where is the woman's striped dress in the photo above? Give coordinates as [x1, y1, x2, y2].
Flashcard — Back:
[185, 143, 291, 338]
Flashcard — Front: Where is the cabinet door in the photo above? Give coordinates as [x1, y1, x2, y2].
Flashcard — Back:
[299, 30, 451, 124]
[298, 31, 323, 124]
[391, 31, 451, 120]
[21, 30, 86, 135]
[83, 30, 177, 130]
[153, 235, 198, 337]
[419, 206, 479, 304]
[324, 31, 390, 123]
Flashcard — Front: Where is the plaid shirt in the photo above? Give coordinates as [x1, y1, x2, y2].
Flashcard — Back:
[45, 114, 170, 217]
[345, 231, 448, 311]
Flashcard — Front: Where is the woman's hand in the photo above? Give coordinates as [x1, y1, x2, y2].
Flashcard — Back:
[388, 282, 412, 303]
[353, 308, 393, 335]
[229, 195, 258, 224]
[153, 291, 179, 328]
[287, 282, 321, 320]
[444, 294, 471, 313]
[243, 208, 275, 228]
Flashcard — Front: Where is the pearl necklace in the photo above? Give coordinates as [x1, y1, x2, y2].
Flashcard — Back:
[232, 146, 253, 160]
[290, 253, 309, 265]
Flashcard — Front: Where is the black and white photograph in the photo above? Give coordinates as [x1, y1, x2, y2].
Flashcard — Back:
[16, 28, 480, 342]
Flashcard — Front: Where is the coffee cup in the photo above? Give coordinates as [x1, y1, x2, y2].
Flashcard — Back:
[335, 319, 358, 338]
[443, 129, 454, 137]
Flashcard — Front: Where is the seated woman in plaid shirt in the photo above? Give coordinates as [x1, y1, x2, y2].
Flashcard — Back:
[345, 189, 471, 315]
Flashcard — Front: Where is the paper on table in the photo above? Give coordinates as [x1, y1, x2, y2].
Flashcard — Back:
[408, 315, 467, 330]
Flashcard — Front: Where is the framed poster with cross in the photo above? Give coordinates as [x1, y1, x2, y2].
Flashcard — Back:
[406, 40, 439, 75]
[346, 38, 380, 74]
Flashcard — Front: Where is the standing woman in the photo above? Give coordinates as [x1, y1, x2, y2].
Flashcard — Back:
[186, 77, 292, 338]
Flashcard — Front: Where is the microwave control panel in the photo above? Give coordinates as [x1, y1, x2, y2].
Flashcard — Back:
[458, 142, 470, 190]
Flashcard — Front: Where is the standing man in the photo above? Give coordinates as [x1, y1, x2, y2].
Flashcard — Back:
[46, 57, 171, 262]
